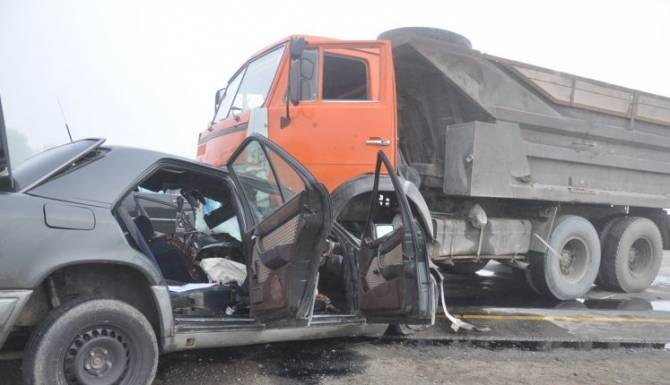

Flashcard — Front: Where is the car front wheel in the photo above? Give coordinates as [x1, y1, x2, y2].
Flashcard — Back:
[23, 298, 158, 385]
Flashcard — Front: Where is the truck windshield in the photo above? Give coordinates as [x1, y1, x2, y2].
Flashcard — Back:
[214, 45, 285, 122]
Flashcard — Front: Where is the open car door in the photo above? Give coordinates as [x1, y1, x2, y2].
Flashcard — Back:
[358, 151, 435, 324]
[0, 96, 13, 191]
[227, 134, 331, 326]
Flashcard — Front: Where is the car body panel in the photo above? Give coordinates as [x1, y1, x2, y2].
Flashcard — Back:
[0, 290, 32, 349]
[165, 320, 387, 352]
[27, 146, 197, 207]
[0, 192, 164, 289]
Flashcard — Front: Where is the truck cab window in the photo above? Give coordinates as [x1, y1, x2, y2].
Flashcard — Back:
[230, 45, 285, 114]
[322, 54, 368, 100]
[213, 45, 286, 123]
[213, 69, 244, 122]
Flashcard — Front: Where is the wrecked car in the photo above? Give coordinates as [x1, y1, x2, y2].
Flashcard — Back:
[0, 100, 435, 385]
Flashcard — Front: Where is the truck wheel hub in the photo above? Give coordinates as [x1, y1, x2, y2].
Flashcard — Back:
[558, 238, 589, 281]
[628, 238, 652, 274]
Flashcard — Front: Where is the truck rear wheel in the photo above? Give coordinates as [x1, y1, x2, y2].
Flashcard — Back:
[595, 217, 624, 286]
[599, 217, 663, 293]
[526, 215, 601, 300]
[23, 298, 158, 385]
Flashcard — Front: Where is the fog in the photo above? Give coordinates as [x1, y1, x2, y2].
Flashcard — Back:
[1, 0, 669, 164]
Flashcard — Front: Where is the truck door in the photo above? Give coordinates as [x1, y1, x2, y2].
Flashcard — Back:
[271, 41, 397, 191]
[358, 151, 435, 324]
[227, 134, 331, 326]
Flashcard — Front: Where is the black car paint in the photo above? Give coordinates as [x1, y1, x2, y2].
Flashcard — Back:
[0, 129, 432, 356]
[0, 144, 230, 350]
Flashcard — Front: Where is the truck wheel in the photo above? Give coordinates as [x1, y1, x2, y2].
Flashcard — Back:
[441, 260, 489, 275]
[528, 215, 601, 300]
[599, 217, 663, 293]
[23, 298, 158, 385]
[524, 255, 548, 296]
[595, 217, 624, 286]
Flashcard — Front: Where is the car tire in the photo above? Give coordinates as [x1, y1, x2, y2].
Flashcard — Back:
[527, 215, 601, 300]
[23, 298, 158, 385]
[599, 216, 663, 293]
[442, 260, 489, 275]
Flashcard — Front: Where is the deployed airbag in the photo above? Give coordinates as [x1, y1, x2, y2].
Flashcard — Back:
[200, 258, 247, 285]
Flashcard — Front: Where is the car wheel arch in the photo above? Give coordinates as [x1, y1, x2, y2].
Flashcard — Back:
[19, 262, 167, 343]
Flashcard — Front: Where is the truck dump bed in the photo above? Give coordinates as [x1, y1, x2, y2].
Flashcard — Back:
[382, 28, 670, 208]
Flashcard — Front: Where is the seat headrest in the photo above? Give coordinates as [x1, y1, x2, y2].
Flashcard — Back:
[134, 215, 154, 241]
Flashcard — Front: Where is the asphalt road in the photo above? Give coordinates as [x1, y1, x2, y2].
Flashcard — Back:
[2, 338, 668, 385]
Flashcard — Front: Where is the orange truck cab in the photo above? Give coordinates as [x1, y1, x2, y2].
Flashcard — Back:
[198, 27, 670, 302]
[197, 35, 398, 193]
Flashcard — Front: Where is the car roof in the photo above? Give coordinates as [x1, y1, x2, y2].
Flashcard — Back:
[27, 144, 228, 207]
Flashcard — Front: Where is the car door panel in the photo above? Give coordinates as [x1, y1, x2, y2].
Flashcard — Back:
[358, 151, 434, 324]
[228, 135, 331, 326]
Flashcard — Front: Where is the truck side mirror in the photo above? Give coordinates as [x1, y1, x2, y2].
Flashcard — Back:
[300, 57, 314, 80]
[288, 61, 302, 106]
[288, 57, 314, 106]
[290, 37, 305, 60]
[283, 37, 307, 126]
[214, 87, 226, 112]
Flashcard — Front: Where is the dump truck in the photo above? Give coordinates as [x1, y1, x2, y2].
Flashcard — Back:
[197, 27, 670, 300]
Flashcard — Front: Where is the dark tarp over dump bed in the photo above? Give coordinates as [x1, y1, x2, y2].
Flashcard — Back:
[381, 28, 670, 208]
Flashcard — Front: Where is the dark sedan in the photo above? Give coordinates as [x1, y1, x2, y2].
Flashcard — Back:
[0, 99, 435, 385]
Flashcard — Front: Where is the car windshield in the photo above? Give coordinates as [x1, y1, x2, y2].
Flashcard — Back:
[12, 139, 103, 190]
[213, 45, 286, 122]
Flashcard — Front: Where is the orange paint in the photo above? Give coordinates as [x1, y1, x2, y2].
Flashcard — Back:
[197, 36, 397, 192]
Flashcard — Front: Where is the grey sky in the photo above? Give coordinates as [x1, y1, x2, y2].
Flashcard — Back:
[1, 0, 669, 161]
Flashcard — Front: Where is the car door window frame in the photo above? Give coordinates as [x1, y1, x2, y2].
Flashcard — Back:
[229, 136, 309, 225]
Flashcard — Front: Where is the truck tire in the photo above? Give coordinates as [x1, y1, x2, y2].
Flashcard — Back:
[23, 298, 158, 385]
[526, 215, 601, 300]
[595, 217, 624, 286]
[599, 216, 663, 293]
[441, 260, 489, 275]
